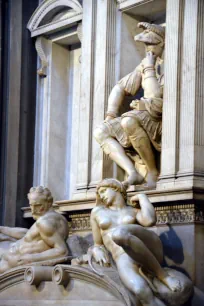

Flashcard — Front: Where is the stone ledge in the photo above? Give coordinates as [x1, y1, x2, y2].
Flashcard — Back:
[117, 0, 154, 11]
[22, 187, 204, 224]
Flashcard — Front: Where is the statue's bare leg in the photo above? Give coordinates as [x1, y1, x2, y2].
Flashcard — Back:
[94, 123, 143, 185]
[112, 225, 181, 292]
[121, 116, 158, 188]
[116, 253, 166, 306]
[0, 257, 10, 274]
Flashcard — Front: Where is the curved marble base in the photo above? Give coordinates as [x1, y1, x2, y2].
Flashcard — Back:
[0, 265, 134, 306]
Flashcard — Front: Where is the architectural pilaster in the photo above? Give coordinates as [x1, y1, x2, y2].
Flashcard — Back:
[89, 0, 118, 187]
[157, 0, 183, 189]
[158, 0, 204, 192]
[75, 0, 118, 196]
[177, 0, 204, 188]
[75, 0, 96, 194]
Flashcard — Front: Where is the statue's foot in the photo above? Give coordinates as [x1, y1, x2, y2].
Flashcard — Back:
[160, 274, 181, 292]
[146, 171, 158, 189]
[123, 171, 144, 187]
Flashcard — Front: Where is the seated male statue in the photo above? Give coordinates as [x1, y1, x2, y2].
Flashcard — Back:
[94, 22, 164, 188]
[0, 186, 69, 274]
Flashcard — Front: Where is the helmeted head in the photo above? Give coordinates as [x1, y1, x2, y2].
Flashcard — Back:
[134, 22, 165, 57]
[96, 178, 127, 206]
[27, 186, 53, 220]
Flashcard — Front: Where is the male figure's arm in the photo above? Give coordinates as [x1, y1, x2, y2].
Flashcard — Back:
[17, 218, 68, 264]
[105, 68, 142, 121]
[142, 52, 162, 99]
[0, 226, 28, 240]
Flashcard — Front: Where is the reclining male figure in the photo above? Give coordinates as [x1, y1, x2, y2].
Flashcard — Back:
[0, 186, 69, 274]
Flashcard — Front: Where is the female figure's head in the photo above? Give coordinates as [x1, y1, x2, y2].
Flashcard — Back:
[96, 178, 127, 207]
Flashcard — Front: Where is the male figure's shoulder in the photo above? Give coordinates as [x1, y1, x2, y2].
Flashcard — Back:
[36, 212, 59, 233]
[37, 211, 68, 238]
[117, 63, 142, 96]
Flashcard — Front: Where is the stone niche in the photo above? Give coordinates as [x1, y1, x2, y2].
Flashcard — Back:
[53, 0, 167, 206]
[27, 0, 83, 202]
[111, 0, 166, 182]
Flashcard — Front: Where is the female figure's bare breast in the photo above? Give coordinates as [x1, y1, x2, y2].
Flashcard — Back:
[95, 206, 137, 260]
[96, 206, 137, 231]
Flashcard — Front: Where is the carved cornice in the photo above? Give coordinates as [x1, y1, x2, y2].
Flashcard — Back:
[27, 0, 82, 37]
[68, 204, 204, 233]
[155, 204, 204, 225]
[117, 0, 154, 11]
[28, 0, 82, 31]
[69, 213, 91, 233]
[117, 0, 149, 3]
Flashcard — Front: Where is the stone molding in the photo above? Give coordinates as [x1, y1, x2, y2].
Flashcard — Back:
[0, 265, 132, 306]
[117, 0, 154, 11]
[52, 265, 132, 306]
[28, 0, 82, 30]
[27, 0, 82, 37]
[0, 267, 26, 293]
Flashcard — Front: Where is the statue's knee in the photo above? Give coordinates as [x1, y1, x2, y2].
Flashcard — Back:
[112, 228, 129, 246]
[132, 281, 152, 303]
[94, 125, 108, 144]
[0, 259, 9, 274]
[121, 117, 138, 134]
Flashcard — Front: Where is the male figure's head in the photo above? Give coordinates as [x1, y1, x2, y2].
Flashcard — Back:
[134, 22, 165, 57]
[27, 186, 53, 220]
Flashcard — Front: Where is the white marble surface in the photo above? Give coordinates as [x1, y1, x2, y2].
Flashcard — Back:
[33, 37, 81, 201]
[158, 0, 204, 191]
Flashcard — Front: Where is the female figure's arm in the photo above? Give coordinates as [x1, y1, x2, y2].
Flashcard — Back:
[133, 194, 156, 227]
[90, 208, 110, 266]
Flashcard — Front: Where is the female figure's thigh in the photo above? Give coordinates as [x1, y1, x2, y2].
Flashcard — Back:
[113, 224, 163, 263]
[116, 253, 153, 304]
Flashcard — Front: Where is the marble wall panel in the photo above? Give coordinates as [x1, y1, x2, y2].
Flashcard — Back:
[34, 41, 81, 201]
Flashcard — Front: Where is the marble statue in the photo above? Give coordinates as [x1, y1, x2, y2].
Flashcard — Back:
[90, 178, 193, 306]
[94, 22, 164, 188]
[0, 186, 69, 274]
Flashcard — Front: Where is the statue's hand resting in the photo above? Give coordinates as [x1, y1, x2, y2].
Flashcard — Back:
[142, 51, 156, 69]
[16, 254, 33, 265]
[92, 245, 110, 267]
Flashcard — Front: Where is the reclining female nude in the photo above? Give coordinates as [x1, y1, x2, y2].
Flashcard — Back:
[91, 179, 182, 306]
